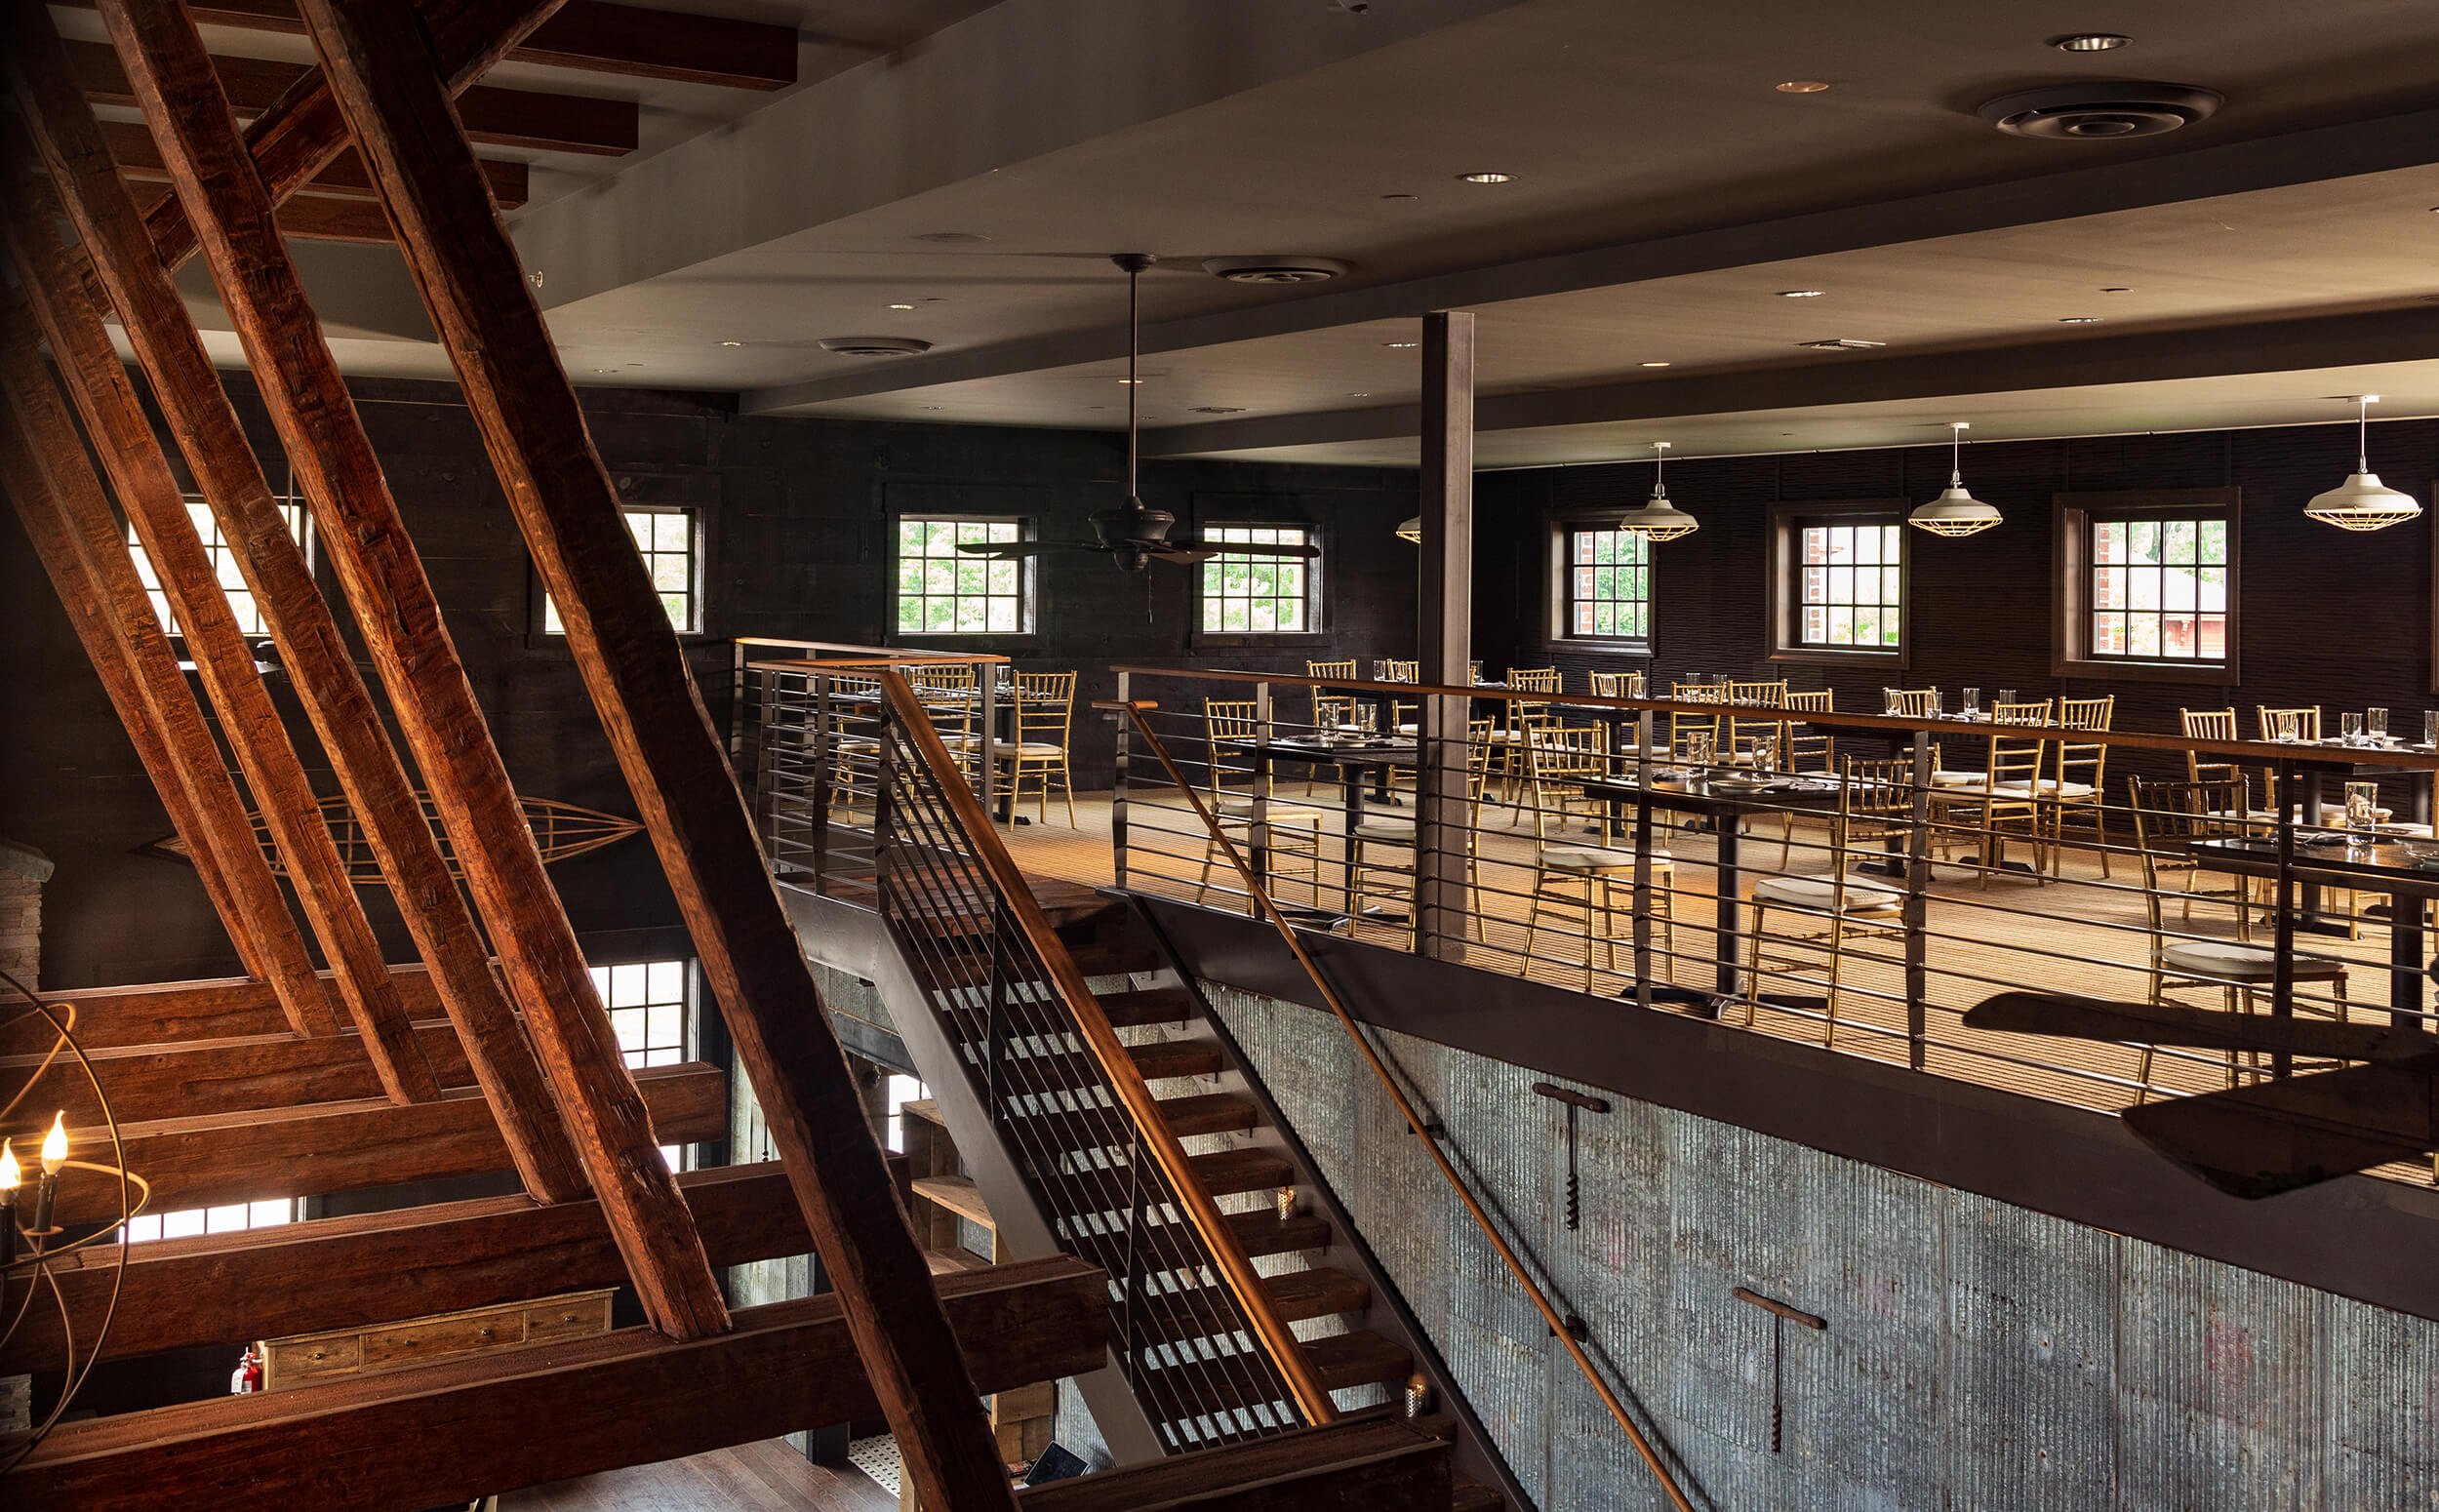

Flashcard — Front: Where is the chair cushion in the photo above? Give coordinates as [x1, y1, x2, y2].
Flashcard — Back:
[1930, 770, 1981, 788]
[1352, 820, 1417, 844]
[1538, 846, 1672, 872]
[1752, 873, 1902, 910]
[1002, 741, 1069, 756]
[2161, 939, 2346, 982]
[1990, 779, 2097, 798]
[1219, 799, 1321, 825]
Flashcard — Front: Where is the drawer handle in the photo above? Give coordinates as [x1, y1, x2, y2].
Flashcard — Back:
[308, 1350, 327, 1361]
[561, 1313, 578, 1324]
[478, 1327, 495, 1339]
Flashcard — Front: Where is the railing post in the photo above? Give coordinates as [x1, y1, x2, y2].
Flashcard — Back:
[1417, 687, 1470, 961]
[1905, 729, 1934, 1072]
[810, 673, 834, 887]
[2271, 755, 2296, 1081]
[871, 693, 901, 891]
[978, 659, 1000, 821]
[1631, 705, 1655, 1011]
[748, 666, 780, 870]
[1248, 681, 1274, 909]
[1111, 670, 1131, 891]
[1416, 309, 1473, 963]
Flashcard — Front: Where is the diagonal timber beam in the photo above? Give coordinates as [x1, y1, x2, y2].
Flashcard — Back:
[146, 0, 569, 273]
[4, 34, 585, 1205]
[293, 0, 1026, 1500]
[0, 244, 446, 1099]
[0, 368, 288, 1004]
[70, 0, 726, 1334]
[10, 1258, 1107, 1512]
[100, 117, 532, 209]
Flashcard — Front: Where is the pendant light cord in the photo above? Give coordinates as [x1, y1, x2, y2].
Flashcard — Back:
[2356, 396, 2370, 473]
[1126, 260, 1140, 497]
[1950, 423, 1966, 487]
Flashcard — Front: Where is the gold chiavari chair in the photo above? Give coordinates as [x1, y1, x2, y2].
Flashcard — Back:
[2179, 707, 2240, 785]
[1489, 668, 1562, 808]
[1725, 682, 1792, 767]
[1744, 756, 1911, 1047]
[1773, 690, 1836, 866]
[2126, 776, 2348, 1098]
[1728, 678, 1789, 706]
[1196, 700, 1324, 908]
[1346, 723, 1497, 945]
[1587, 669, 1645, 700]
[1523, 722, 1675, 990]
[993, 670, 1077, 825]
[1929, 726, 2050, 886]
[1666, 682, 1724, 762]
[909, 662, 980, 772]
[1377, 659, 1421, 738]
[2257, 705, 2322, 743]
[1883, 687, 1941, 718]
[1300, 658, 1363, 794]
[2046, 695, 2116, 876]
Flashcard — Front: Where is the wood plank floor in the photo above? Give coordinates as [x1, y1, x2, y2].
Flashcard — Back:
[498, 1438, 895, 1511]
[1000, 789, 2436, 1190]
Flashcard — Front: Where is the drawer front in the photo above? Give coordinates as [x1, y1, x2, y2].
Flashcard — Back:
[264, 1333, 361, 1387]
[361, 1308, 527, 1370]
[523, 1293, 612, 1344]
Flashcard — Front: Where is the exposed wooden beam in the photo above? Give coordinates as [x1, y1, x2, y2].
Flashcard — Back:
[64, 0, 798, 92]
[65, 36, 638, 155]
[9, 1257, 1106, 1512]
[0, 389, 270, 997]
[146, 0, 570, 273]
[5, 144, 444, 1106]
[294, 1, 1022, 1502]
[1018, 1419, 1455, 1512]
[128, 173, 396, 243]
[9, 1161, 875, 1371]
[10, 1017, 479, 1126]
[39, 1061, 724, 1226]
[100, 117, 531, 208]
[80, 0, 727, 1333]
[8, 11, 587, 1203]
[13, 966, 442, 1054]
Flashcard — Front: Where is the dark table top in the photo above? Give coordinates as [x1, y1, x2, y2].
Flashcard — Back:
[2191, 833, 2439, 898]
[1579, 772, 1849, 818]
[1227, 736, 1421, 769]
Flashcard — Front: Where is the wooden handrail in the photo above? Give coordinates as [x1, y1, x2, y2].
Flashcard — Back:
[1110, 697, 1698, 1512]
[1108, 665, 2439, 774]
[872, 671, 1339, 1428]
[749, 654, 1010, 672]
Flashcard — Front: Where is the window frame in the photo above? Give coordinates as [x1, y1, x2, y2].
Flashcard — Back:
[589, 955, 699, 1171]
[128, 493, 314, 654]
[1191, 520, 1326, 646]
[890, 513, 1039, 643]
[531, 502, 709, 642]
[1765, 498, 1911, 669]
[2052, 488, 2241, 685]
[1547, 513, 1655, 655]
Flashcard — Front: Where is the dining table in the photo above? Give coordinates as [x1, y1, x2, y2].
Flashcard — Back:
[1223, 734, 1422, 926]
[2190, 832, 2437, 1031]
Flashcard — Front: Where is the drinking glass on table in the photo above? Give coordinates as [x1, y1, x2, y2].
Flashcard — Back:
[1998, 689, 2018, 713]
[1961, 688, 1980, 717]
[1883, 688, 1902, 716]
[2426, 710, 2439, 749]
[2345, 781, 2380, 840]
[2272, 710, 2301, 743]
[2369, 707, 2389, 740]
[2343, 712, 2366, 742]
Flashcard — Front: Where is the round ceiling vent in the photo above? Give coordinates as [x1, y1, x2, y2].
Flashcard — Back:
[1979, 82, 2221, 139]
[818, 336, 934, 357]
[1201, 256, 1352, 285]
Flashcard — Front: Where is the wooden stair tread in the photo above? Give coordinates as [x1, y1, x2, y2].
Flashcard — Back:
[1450, 1475, 1505, 1512]
[1097, 986, 1199, 1028]
[1023, 874, 1122, 929]
[980, 1039, 1222, 1096]
[1260, 1265, 1371, 1319]
[908, 1174, 994, 1229]
[1305, 1329, 1415, 1392]
[1138, 1265, 1370, 1345]
[1151, 1092, 1258, 1137]
[1129, 1038, 1225, 1082]
[1228, 1210, 1331, 1257]
[1070, 938, 1160, 976]
[923, 1247, 994, 1276]
[900, 1097, 946, 1130]
[1186, 1146, 1294, 1197]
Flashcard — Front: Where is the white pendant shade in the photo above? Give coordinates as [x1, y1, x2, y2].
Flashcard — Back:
[1909, 423, 2002, 537]
[1618, 441, 1698, 540]
[2303, 470, 2421, 531]
[2307, 396, 2421, 532]
[1396, 515, 1422, 542]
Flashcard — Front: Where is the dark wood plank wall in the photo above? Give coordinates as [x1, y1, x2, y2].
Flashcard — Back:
[1475, 420, 2433, 764]
[0, 374, 1416, 989]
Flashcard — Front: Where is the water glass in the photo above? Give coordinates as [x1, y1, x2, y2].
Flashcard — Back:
[2342, 712, 2366, 742]
[2272, 710, 2300, 743]
[2345, 781, 2380, 837]
[1883, 688, 1903, 715]
[1961, 688, 1981, 716]
[2426, 710, 2439, 749]
[2369, 707, 2389, 740]
[1686, 732, 1716, 771]
[1749, 733, 1779, 775]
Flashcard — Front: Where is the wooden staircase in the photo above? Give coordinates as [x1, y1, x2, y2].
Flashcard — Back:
[881, 869, 1519, 1511]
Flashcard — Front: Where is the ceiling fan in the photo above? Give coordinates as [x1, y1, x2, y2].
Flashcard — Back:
[1961, 988, 2439, 1198]
[958, 253, 1322, 574]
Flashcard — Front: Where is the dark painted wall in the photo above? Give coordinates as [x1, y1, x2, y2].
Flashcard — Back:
[0, 375, 1416, 991]
[1473, 418, 2433, 743]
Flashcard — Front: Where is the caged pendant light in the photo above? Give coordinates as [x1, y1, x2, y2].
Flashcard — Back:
[2304, 395, 2421, 532]
[1617, 442, 1699, 541]
[1908, 422, 2005, 537]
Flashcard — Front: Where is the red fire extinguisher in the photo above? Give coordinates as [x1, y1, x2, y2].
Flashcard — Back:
[230, 1344, 263, 1395]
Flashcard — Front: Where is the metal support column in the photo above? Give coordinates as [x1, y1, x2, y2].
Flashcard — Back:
[1416, 311, 1475, 962]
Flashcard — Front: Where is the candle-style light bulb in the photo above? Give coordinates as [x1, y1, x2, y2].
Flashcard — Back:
[0, 1138, 19, 1195]
[40, 1112, 67, 1175]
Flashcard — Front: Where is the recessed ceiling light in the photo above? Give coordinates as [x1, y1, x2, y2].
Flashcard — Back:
[2050, 32, 2133, 52]
[1796, 338, 1885, 350]
[1382, 339, 1420, 349]
[1776, 80, 1830, 94]
[2058, 315, 2102, 324]
[1190, 406, 1248, 415]
[1777, 289, 1826, 298]
[1203, 256, 1351, 285]
[1346, 391, 1373, 397]
[591, 368, 615, 374]
[920, 405, 944, 411]
[1456, 171, 1514, 184]
[1380, 192, 1419, 201]
[1116, 377, 1147, 385]
[1640, 361, 1672, 368]
[2099, 286, 2133, 293]
[886, 302, 917, 311]
[718, 339, 743, 347]
[819, 336, 933, 357]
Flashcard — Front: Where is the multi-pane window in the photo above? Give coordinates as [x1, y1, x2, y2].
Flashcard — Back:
[1199, 526, 1317, 634]
[121, 1198, 300, 1245]
[545, 507, 700, 634]
[2089, 516, 2230, 662]
[591, 958, 693, 1170]
[896, 518, 1029, 635]
[1796, 521, 1903, 650]
[1562, 526, 1651, 642]
[128, 497, 309, 637]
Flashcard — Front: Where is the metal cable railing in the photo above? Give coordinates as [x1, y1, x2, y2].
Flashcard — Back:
[747, 657, 1335, 1450]
[1106, 696, 1699, 1512]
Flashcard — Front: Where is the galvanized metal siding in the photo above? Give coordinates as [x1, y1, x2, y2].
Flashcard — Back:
[1206, 983, 2439, 1511]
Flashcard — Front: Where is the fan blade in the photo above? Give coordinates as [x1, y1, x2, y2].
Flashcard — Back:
[955, 540, 1107, 558]
[2121, 1056, 2439, 1198]
[1144, 546, 1220, 565]
[1964, 990, 2428, 1062]
[1163, 538, 1322, 559]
